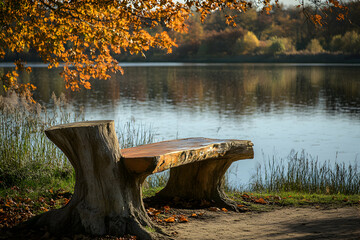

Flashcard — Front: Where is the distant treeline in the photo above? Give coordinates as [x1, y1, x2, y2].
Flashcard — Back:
[2, 1, 360, 63]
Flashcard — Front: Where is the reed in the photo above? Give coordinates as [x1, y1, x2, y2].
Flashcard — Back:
[116, 118, 168, 189]
[0, 93, 78, 189]
[251, 150, 360, 194]
[117, 119, 156, 149]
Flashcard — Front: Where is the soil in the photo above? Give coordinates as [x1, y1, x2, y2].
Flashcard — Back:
[164, 206, 360, 240]
[1, 206, 359, 239]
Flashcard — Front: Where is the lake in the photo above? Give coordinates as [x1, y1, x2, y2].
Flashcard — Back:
[2, 63, 360, 188]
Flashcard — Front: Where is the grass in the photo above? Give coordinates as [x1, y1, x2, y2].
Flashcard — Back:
[0, 93, 77, 194]
[250, 150, 360, 195]
[228, 191, 360, 212]
[117, 119, 156, 149]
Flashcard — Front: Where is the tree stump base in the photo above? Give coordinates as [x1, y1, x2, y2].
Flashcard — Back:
[21, 121, 253, 239]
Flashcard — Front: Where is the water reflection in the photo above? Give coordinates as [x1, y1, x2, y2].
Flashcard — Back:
[21, 64, 359, 118]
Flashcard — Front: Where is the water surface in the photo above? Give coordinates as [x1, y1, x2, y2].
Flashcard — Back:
[2, 63, 360, 187]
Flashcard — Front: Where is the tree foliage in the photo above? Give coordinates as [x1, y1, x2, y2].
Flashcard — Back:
[0, 0, 350, 101]
[235, 31, 259, 54]
[306, 39, 324, 53]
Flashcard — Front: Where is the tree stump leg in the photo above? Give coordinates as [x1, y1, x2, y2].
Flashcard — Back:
[23, 121, 163, 239]
[155, 158, 239, 211]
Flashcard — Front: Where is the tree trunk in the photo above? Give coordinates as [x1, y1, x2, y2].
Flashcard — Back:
[26, 121, 162, 239]
[155, 157, 240, 211]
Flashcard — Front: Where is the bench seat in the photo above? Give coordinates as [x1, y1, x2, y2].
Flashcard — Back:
[122, 137, 254, 174]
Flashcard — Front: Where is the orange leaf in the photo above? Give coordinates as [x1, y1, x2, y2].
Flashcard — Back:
[164, 217, 175, 223]
[221, 208, 228, 212]
[191, 213, 197, 217]
[63, 198, 70, 205]
[255, 198, 267, 204]
[237, 204, 245, 208]
[179, 215, 188, 223]
[147, 208, 161, 216]
[40, 207, 49, 212]
[163, 205, 170, 213]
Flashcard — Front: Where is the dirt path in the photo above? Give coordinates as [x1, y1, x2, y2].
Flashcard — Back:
[166, 207, 360, 240]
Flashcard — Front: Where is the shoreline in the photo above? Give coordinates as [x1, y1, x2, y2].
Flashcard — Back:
[1, 53, 360, 65]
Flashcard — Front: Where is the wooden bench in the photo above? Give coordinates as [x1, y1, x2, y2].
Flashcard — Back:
[29, 120, 253, 239]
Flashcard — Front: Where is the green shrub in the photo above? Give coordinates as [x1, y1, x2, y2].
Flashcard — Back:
[235, 31, 260, 54]
[330, 35, 343, 52]
[330, 31, 360, 54]
[306, 39, 324, 53]
[342, 31, 360, 53]
[267, 37, 294, 55]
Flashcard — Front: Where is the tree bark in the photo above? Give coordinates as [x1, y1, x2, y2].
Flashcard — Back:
[155, 157, 240, 211]
[26, 121, 161, 239]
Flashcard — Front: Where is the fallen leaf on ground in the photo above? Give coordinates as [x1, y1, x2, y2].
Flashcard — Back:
[164, 217, 175, 223]
[255, 198, 267, 204]
[191, 213, 197, 217]
[221, 208, 228, 212]
[163, 205, 170, 213]
[147, 208, 161, 216]
[242, 194, 250, 199]
[179, 215, 188, 223]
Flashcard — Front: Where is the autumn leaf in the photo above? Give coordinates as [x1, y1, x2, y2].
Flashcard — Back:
[242, 194, 250, 199]
[311, 14, 323, 26]
[63, 198, 70, 205]
[163, 205, 171, 213]
[147, 208, 161, 216]
[164, 216, 176, 223]
[336, 13, 345, 20]
[40, 207, 49, 212]
[221, 208, 228, 212]
[179, 215, 189, 223]
[255, 198, 267, 204]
